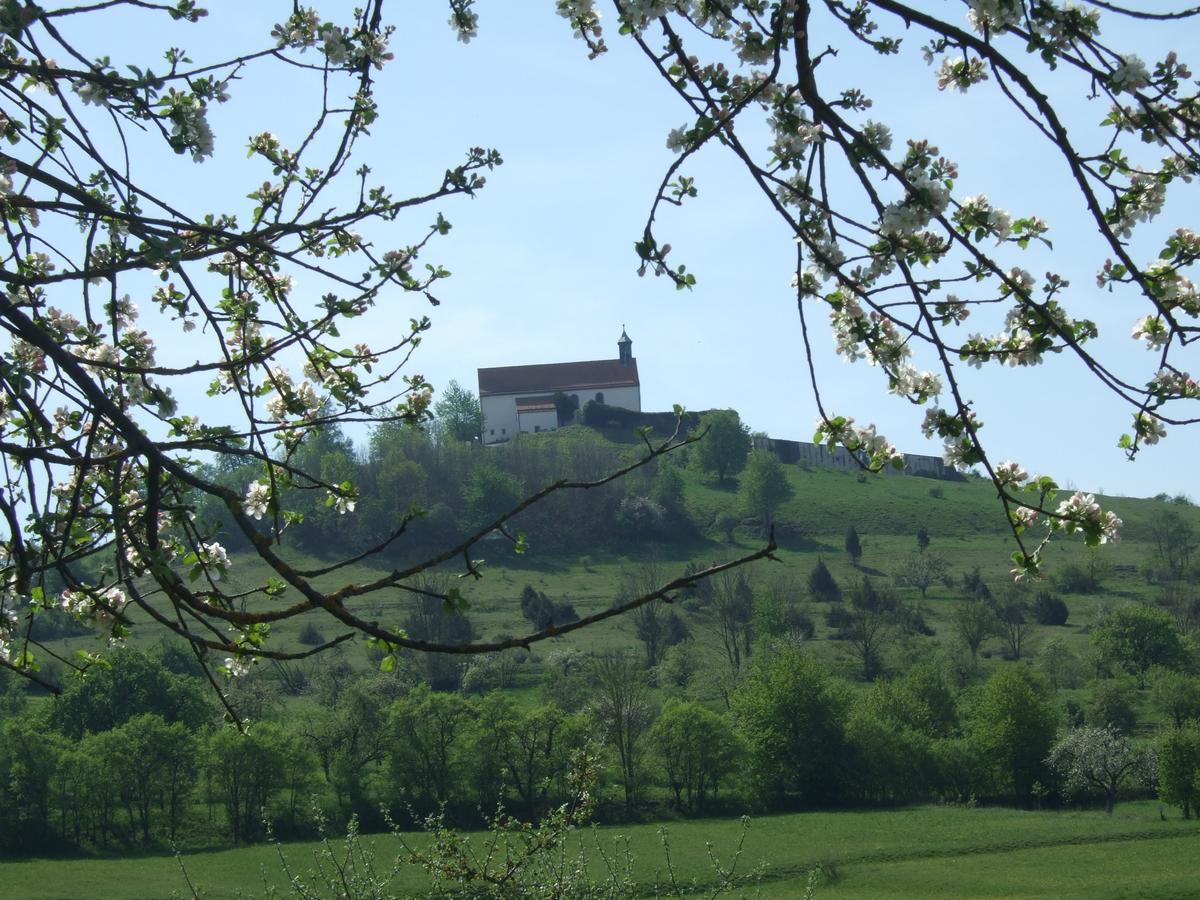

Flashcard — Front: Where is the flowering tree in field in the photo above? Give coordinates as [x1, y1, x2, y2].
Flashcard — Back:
[0, 1, 774, 706]
[544, 0, 1199, 577]
[1047, 724, 1153, 813]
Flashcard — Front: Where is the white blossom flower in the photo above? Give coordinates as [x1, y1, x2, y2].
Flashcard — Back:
[245, 482, 271, 520]
[199, 541, 231, 578]
[995, 460, 1029, 485]
[1130, 315, 1170, 349]
[937, 56, 988, 92]
[1134, 411, 1167, 445]
[966, 0, 1022, 34]
[1109, 55, 1150, 94]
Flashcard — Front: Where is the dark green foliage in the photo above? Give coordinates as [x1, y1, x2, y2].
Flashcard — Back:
[1092, 604, 1189, 683]
[1150, 668, 1200, 728]
[1085, 681, 1138, 735]
[49, 648, 208, 740]
[1054, 563, 1101, 594]
[967, 666, 1058, 803]
[692, 409, 751, 484]
[650, 699, 743, 813]
[1158, 724, 1200, 818]
[808, 558, 842, 603]
[519, 586, 579, 631]
[917, 526, 931, 552]
[207, 724, 306, 844]
[961, 567, 992, 602]
[463, 463, 525, 528]
[387, 684, 471, 813]
[1033, 591, 1070, 626]
[433, 379, 483, 443]
[732, 649, 851, 807]
[739, 449, 793, 532]
[298, 622, 327, 646]
[845, 526, 863, 565]
[840, 577, 903, 680]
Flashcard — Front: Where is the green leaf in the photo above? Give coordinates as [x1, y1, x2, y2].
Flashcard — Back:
[380, 654, 396, 673]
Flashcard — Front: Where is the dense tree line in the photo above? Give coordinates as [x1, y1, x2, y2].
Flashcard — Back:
[5, 614, 1200, 858]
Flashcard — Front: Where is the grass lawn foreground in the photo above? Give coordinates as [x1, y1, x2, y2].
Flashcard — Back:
[2, 801, 1198, 898]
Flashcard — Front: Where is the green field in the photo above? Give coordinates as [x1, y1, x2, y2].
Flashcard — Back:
[2, 802, 1197, 898]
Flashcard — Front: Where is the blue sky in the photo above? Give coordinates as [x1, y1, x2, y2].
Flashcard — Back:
[68, 3, 1200, 499]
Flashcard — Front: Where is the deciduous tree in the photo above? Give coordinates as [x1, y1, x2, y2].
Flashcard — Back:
[1048, 725, 1152, 814]
[691, 409, 751, 484]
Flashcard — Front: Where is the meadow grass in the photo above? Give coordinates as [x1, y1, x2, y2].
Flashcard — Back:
[3, 802, 1197, 899]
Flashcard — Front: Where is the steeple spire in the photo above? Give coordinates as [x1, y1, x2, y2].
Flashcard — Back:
[618, 325, 632, 366]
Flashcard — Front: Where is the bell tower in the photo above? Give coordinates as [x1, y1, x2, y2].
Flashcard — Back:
[618, 326, 632, 367]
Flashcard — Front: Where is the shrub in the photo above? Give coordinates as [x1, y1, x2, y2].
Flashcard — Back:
[1033, 591, 1070, 626]
[298, 622, 327, 646]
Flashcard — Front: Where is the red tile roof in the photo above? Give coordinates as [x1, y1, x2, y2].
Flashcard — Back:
[478, 358, 639, 397]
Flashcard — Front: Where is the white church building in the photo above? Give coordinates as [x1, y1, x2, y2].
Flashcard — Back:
[477, 329, 641, 445]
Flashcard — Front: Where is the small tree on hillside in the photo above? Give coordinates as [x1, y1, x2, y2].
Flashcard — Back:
[839, 578, 901, 681]
[739, 450, 793, 533]
[996, 586, 1034, 661]
[845, 526, 864, 567]
[952, 599, 999, 659]
[808, 558, 842, 604]
[895, 551, 950, 599]
[433, 380, 484, 443]
[916, 527, 931, 553]
[711, 569, 755, 671]
[692, 410, 751, 484]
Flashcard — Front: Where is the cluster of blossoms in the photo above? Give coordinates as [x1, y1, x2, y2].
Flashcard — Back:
[327, 488, 358, 515]
[1149, 368, 1199, 399]
[1108, 55, 1151, 94]
[921, 406, 983, 469]
[880, 169, 951, 237]
[814, 416, 905, 471]
[1130, 314, 1170, 349]
[994, 460, 1030, 486]
[954, 195, 1013, 243]
[1028, 2, 1101, 50]
[244, 482, 271, 520]
[856, 120, 893, 158]
[937, 56, 988, 92]
[890, 367, 943, 403]
[1133, 410, 1168, 445]
[273, 7, 395, 67]
[198, 542, 231, 579]
[1053, 491, 1123, 545]
[555, 0, 603, 46]
[264, 367, 322, 423]
[1112, 172, 1167, 238]
[1144, 256, 1200, 317]
[162, 89, 215, 160]
[223, 655, 253, 677]
[770, 115, 825, 163]
[0, 605, 18, 664]
[967, 0, 1023, 34]
[60, 586, 127, 625]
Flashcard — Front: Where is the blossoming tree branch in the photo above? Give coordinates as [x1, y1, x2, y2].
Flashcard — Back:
[0, 1, 774, 704]
[539, 0, 1198, 575]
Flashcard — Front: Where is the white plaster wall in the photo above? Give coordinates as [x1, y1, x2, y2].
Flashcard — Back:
[586, 384, 641, 411]
[516, 407, 558, 434]
[481, 394, 518, 444]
